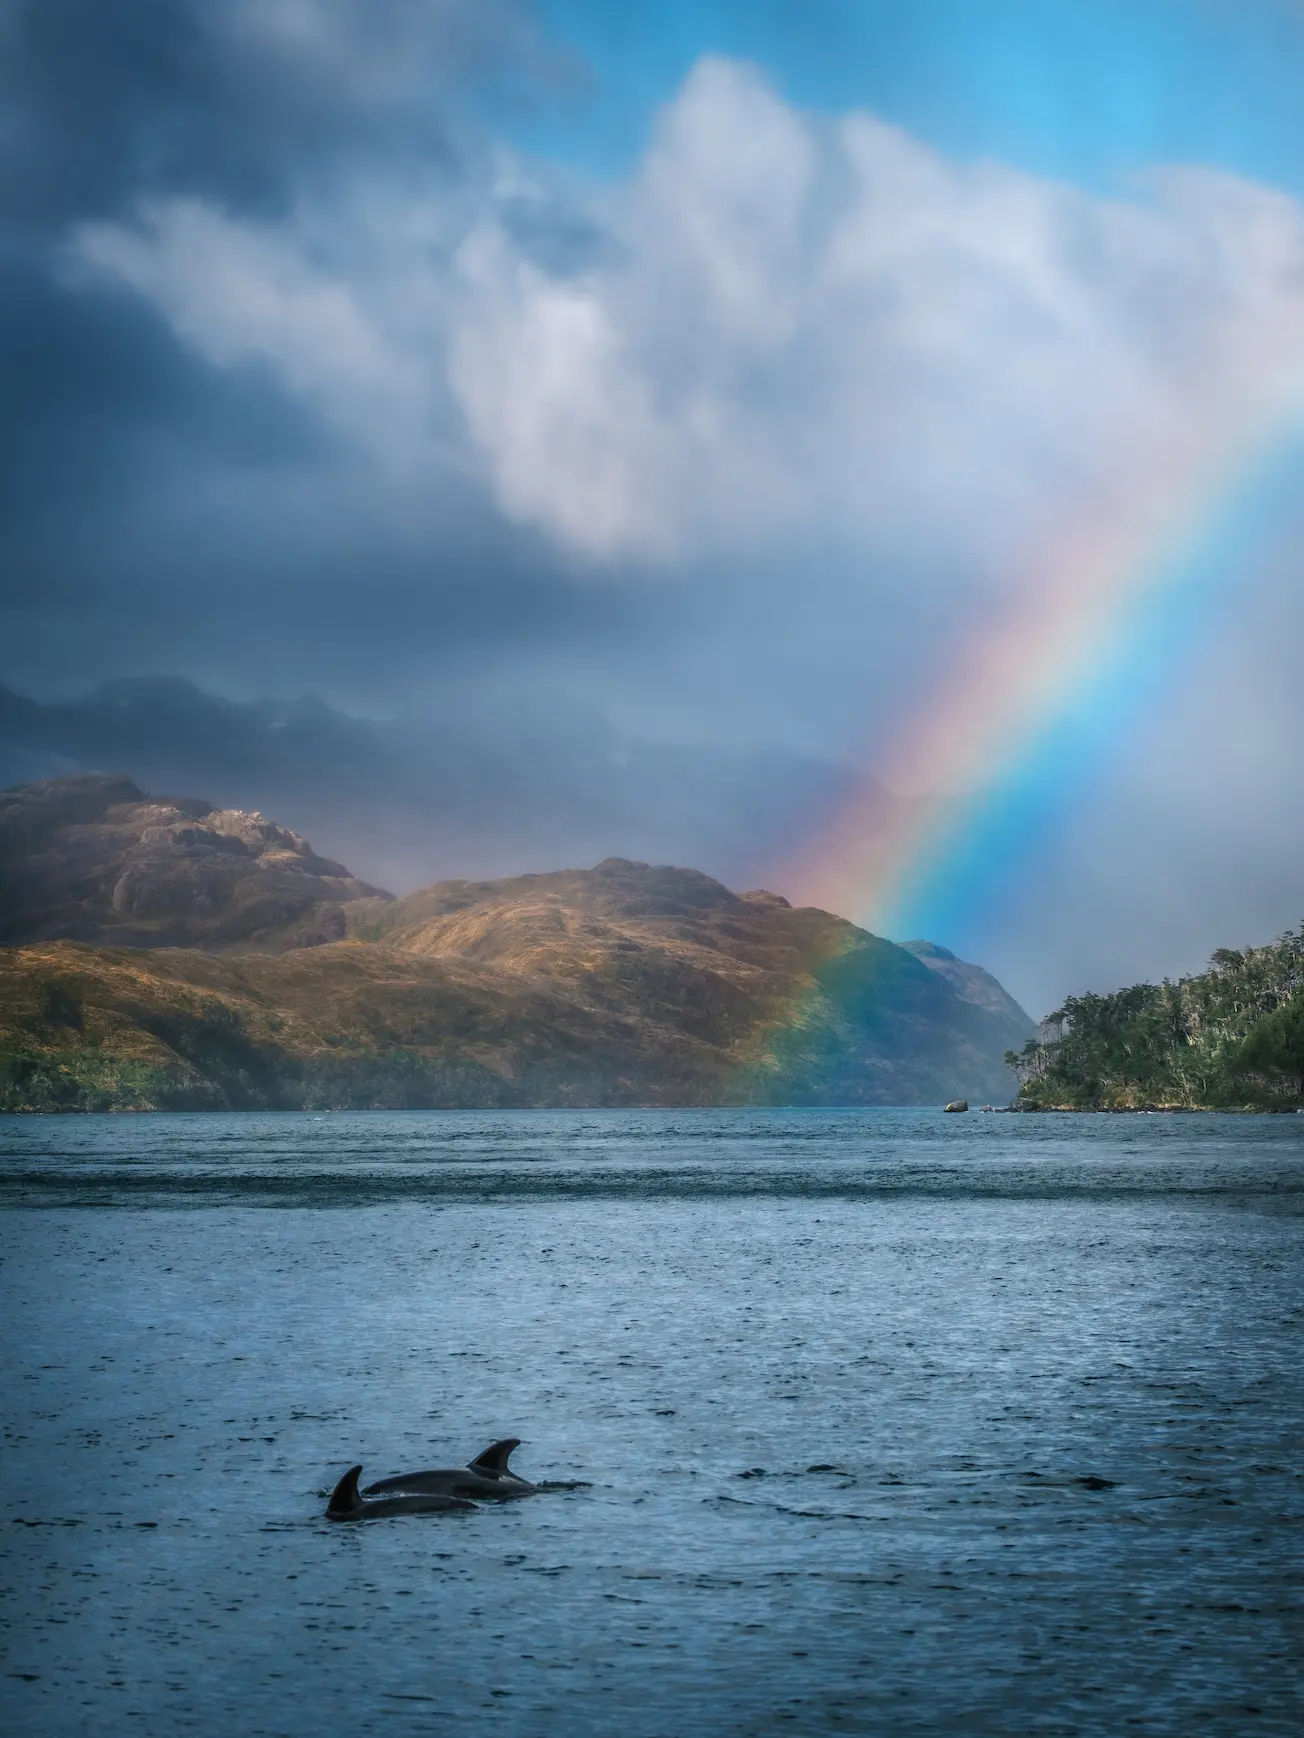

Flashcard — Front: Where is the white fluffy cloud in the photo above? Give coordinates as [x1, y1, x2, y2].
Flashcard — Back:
[74, 54, 1304, 576]
[77, 195, 449, 469]
[452, 59, 1304, 567]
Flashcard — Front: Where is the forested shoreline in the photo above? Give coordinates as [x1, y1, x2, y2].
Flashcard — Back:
[1007, 925, 1304, 1110]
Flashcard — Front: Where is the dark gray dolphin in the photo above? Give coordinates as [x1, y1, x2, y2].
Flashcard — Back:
[325, 1464, 479, 1522]
[361, 1438, 537, 1502]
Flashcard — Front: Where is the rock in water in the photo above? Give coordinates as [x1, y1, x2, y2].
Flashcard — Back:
[944, 1099, 969, 1112]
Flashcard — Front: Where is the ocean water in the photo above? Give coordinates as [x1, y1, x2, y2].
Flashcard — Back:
[1, 1108, 1301, 1737]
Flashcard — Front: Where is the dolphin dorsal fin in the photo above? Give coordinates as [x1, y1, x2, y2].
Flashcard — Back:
[469, 1438, 520, 1477]
[327, 1465, 363, 1517]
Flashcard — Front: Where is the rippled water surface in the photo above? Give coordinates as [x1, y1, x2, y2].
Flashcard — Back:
[2, 1109, 1302, 1735]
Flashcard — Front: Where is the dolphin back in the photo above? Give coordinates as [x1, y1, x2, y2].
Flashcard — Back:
[326, 1462, 479, 1520]
[361, 1439, 533, 1500]
[350, 1492, 479, 1519]
[361, 1467, 528, 1499]
[362, 1468, 469, 1498]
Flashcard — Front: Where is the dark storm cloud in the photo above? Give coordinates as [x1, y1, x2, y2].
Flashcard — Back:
[0, 0, 555, 230]
[4, 501, 652, 705]
[0, 250, 328, 527]
[0, 0, 615, 699]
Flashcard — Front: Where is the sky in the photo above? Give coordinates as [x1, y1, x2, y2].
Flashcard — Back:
[2, 0, 1304, 1016]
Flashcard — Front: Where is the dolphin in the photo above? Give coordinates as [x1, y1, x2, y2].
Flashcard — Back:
[361, 1438, 537, 1502]
[325, 1464, 479, 1522]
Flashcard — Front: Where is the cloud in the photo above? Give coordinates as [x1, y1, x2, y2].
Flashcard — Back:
[452, 59, 1304, 566]
[75, 56, 1304, 586]
[76, 199, 442, 468]
[0, 0, 560, 229]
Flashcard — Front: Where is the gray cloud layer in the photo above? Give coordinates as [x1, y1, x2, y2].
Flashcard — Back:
[2, 3, 1302, 1014]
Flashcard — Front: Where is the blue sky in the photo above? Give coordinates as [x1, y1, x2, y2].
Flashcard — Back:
[521, 0, 1304, 196]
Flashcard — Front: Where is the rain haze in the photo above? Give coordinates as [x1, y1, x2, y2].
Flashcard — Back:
[4, 0, 1304, 1016]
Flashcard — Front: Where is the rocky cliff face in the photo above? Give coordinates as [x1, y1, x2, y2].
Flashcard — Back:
[0, 775, 391, 950]
[0, 777, 1030, 1110]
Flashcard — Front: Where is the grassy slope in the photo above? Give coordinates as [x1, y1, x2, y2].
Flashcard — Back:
[0, 861, 1024, 1110]
[0, 940, 705, 1111]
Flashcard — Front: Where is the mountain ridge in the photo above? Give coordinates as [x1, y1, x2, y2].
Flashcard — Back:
[900, 939, 1032, 1036]
[0, 773, 391, 951]
[0, 776, 1033, 1111]
[0, 678, 861, 900]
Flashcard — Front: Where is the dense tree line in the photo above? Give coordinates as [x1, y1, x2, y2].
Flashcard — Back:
[1007, 924, 1304, 1109]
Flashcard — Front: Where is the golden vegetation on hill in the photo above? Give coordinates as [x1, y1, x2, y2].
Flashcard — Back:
[0, 780, 1032, 1111]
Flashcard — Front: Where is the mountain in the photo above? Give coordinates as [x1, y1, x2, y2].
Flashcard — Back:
[0, 677, 859, 898]
[900, 939, 1032, 1053]
[0, 774, 390, 950]
[0, 777, 1031, 1112]
[1008, 926, 1304, 1110]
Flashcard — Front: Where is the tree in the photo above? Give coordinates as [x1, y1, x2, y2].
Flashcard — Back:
[1231, 999, 1304, 1103]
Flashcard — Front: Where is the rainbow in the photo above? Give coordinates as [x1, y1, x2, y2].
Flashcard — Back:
[776, 317, 1304, 957]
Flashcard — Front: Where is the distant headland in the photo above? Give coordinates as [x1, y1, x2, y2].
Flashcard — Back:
[1007, 930, 1304, 1112]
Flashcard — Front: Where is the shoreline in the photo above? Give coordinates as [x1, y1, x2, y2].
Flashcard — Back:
[1010, 1102, 1304, 1115]
[2, 1099, 1301, 1117]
